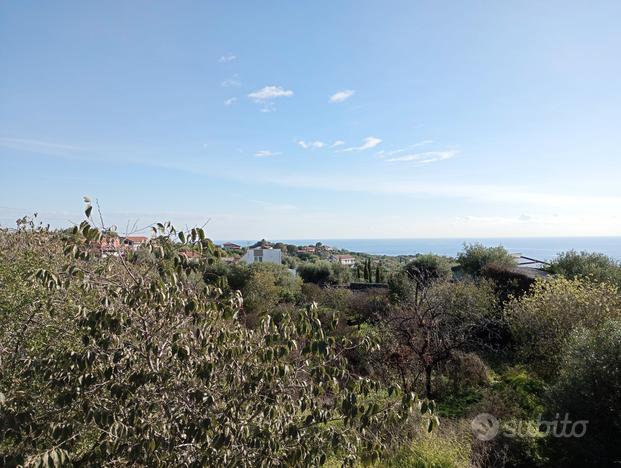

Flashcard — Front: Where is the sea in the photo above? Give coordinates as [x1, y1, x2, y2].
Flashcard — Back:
[221, 237, 621, 262]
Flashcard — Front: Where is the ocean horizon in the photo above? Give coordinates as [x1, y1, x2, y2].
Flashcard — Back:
[218, 237, 621, 261]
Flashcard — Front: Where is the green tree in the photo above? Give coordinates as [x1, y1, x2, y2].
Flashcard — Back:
[457, 243, 516, 277]
[297, 261, 350, 286]
[405, 254, 453, 286]
[383, 280, 496, 398]
[547, 250, 621, 287]
[0, 210, 430, 467]
[546, 320, 621, 466]
[297, 261, 332, 285]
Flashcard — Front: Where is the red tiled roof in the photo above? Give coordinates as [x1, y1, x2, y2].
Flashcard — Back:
[124, 236, 148, 242]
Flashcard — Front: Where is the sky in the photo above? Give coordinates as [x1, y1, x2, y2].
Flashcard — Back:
[1, 1, 621, 240]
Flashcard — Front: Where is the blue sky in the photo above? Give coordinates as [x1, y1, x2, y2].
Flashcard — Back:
[1, 1, 621, 239]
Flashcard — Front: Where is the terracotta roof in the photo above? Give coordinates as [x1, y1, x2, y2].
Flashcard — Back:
[124, 236, 148, 242]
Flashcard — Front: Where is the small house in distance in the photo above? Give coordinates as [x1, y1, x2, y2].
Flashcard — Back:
[241, 247, 282, 265]
[222, 242, 242, 250]
[331, 254, 356, 267]
[122, 236, 148, 251]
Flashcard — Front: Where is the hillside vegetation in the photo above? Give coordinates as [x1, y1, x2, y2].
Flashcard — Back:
[2, 208, 621, 467]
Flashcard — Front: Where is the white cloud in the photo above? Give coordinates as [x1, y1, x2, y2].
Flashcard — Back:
[248, 86, 294, 112]
[340, 136, 382, 152]
[224, 97, 237, 106]
[383, 140, 433, 157]
[221, 75, 241, 87]
[386, 150, 458, 163]
[255, 150, 280, 158]
[218, 54, 237, 63]
[329, 90, 355, 103]
[298, 140, 325, 149]
[248, 86, 294, 102]
[331, 140, 345, 147]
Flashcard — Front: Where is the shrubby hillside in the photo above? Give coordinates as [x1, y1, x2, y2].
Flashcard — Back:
[2, 208, 621, 467]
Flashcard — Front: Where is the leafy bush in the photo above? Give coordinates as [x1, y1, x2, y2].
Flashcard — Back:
[297, 261, 351, 286]
[0, 214, 428, 467]
[546, 320, 621, 466]
[547, 250, 621, 287]
[385, 425, 472, 468]
[481, 263, 537, 303]
[242, 262, 302, 318]
[457, 243, 516, 277]
[506, 277, 621, 378]
[297, 261, 333, 285]
[405, 254, 453, 286]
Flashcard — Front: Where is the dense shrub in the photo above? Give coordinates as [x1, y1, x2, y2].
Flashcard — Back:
[0, 216, 429, 466]
[242, 262, 302, 318]
[297, 261, 351, 286]
[405, 254, 453, 286]
[297, 261, 333, 285]
[457, 243, 516, 277]
[481, 263, 537, 303]
[385, 423, 473, 468]
[547, 250, 621, 287]
[506, 277, 621, 377]
[545, 320, 621, 466]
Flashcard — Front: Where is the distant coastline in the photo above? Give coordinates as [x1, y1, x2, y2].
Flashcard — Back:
[216, 237, 621, 261]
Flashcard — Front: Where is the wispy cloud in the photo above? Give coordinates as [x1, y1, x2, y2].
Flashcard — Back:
[7, 141, 621, 217]
[221, 74, 241, 87]
[0, 137, 85, 154]
[331, 140, 345, 148]
[248, 85, 294, 112]
[329, 90, 355, 103]
[375, 140, 433, 158]
[298, 140, 325, 149]
[386, 150, 458, 163]
[339, 136, 382, 152]
[255, 150, 280, 158]
[224, 97, 237, 106]
[382, 140, 433, 157]
[248, 86, 293, 102]
[218, 54, 237, 63]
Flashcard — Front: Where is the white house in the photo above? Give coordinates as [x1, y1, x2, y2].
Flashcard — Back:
[241, 248, 282, 265]
[331, 254, 356, 266]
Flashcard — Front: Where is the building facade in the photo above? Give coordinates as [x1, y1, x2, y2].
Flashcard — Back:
[241, 248, 282, 265]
